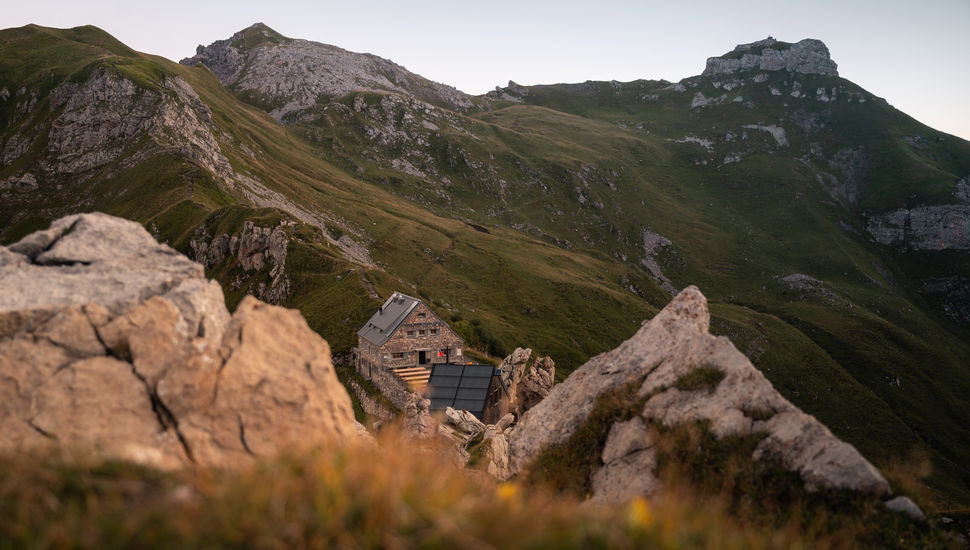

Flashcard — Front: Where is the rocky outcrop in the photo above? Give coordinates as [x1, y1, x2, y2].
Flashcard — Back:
[445, 407, 486, 436]
[190, 220, 292, 304]
[641, 229, 676, 294]
[181, 23, 474, 122]
[402, 395, 436, 438]
[703, 37, 838, 77]
[498, 348, 555, 417]
[866, 205, 970, 250]
[508, 286, 892, 503]
[0, 213, 358, 468]
[43, 68, 232, 179]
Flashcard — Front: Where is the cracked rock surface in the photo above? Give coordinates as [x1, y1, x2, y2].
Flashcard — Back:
[0, 212, 358, 468]
[508, 286, 891, 502]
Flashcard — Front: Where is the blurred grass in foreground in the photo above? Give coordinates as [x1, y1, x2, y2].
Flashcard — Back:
[0, 428, 953, 549]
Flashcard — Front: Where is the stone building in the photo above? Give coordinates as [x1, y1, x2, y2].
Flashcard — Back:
[356, 292, 464, 389]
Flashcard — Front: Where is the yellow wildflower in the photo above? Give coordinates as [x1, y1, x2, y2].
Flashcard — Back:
[627, 496, 653, 528]
[497, 482, 519, 501]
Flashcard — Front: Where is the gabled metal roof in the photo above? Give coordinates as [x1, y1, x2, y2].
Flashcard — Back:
[357, 292, 420, 346]
[427, 363, 497, 420]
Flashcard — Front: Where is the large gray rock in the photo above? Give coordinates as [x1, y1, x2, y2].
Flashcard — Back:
[703, 37, 838, 77]
[0, 213, 359, 468]
[2, 213, 204, 317]
[509, 286, 891, 501]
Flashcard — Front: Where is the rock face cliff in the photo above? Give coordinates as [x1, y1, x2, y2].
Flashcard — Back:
[3, 67, 232, 183]
[181, 23, 474, 122]
[703, 37, 838, 77]
[866, 205, 970, 250]
[0, 213, 358, 469]
[506, 286, 893, 504]
[190, 220, 292, 304]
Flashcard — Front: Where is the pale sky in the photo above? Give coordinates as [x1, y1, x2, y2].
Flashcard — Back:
[5, 0, 970, 141]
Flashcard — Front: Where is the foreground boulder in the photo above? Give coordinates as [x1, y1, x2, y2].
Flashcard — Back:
[508, 286, 892, 503]
[0, 213, 358, 468]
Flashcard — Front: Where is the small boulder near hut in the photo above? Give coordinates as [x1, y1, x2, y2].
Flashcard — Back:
[0, 213, 359, 469]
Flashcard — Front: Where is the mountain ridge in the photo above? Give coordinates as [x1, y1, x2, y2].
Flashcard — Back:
[180, 22, 476, 121]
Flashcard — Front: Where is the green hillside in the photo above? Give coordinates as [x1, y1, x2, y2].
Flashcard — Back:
[2, 24, 969, 509]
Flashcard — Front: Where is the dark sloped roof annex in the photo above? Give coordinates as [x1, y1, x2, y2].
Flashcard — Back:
[427, 363, 497, 420]
[357, 292, 420, 347]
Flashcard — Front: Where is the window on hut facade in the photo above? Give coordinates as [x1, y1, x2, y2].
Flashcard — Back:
[430, 328, 438, 335]
[418, 329, 426, 336]
[392, 352, 405, 359]
[407, 330, 415, 337]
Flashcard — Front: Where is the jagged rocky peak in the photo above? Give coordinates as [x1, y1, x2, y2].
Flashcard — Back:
[703, 36, 838, 77]
[181, 23, 474, 121]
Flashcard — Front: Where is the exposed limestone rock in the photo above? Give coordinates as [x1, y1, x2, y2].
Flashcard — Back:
[741, 124, 788, 147]
[181, 23, 473, 122]
[703, 37, 838, 77]
[884, 496, 926, 522]
[641, 229, 676, 294]
[30, 356, 188, 469]
[821, 147, 872, 205]
[0, 213, 359, 469]
[499, 347, 532, 396]
[3, 213, 203, 316]
[485, 433, 512, 480]
[34, 305, 105, 358]
[485, 81, 528, 102]
[190, 221, 292, 305]
[444, 406, 486, 436]
[591, 418, 658, 504]
[866, 206, 970, 250]
[0, 173, 38, 192]
[45, 68, 232, 179]
[1, 132, 33, 165]
[160, 279, 231, 341]
[517, 356, 555, 412]
[159, 296, 357, 467]
[403, 395, 436, 438]
[509, 286, 890, 501]
[499, 348, 556, 416]
[955, 176, 970, 203]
